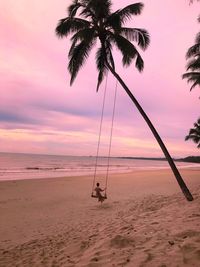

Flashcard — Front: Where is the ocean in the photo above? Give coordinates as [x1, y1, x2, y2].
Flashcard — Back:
[0, 152, 198, 181]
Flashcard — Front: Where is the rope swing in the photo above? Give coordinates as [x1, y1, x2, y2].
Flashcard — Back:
[91, 75, 118, 202]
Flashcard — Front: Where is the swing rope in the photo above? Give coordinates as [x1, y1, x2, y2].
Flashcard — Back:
[91, 75, 118, 197]
[104, 79, 118, 195]
[91, 74, 108, 195]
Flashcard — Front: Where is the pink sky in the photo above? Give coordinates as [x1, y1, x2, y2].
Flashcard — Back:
[0, 0, 199, 157]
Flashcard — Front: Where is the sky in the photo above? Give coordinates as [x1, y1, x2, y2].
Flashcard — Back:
[0, 0, 199, 158]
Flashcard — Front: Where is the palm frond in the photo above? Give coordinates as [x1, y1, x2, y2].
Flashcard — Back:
[81, 0, 112, 19]
[193, 122, 200, 130]
[55, 17, 91, 38]
[182, 71, 200, 90]
[109, 32, 144, 71]
[96, 47, 108, 91]
[135, 53, 144, 71]
[195, 32, 200, 44]
[120, 27, 150, 50]
[93, 0, 112, 18]
[105, 12, 122, 31]
[71, 28, 96, 44]
[186, 32, 200, 58]
[114, 3, 144, 25]
[68, 0, 81, 17]
[186, 132, 200, 143]
[80, 2, 96, 20]
[190, 80, 200, 90]
[106, 42, 115, 70]
[186, 57, 200, 71]
[185, 118, 200, 148]
[182, 72, 200, 79]
[69, 28, 96, 57]
[183, 73, 200, 83]
[185, 134, 200, 143]
[68, 39, 95, 84]
[186, 43, 200, 59]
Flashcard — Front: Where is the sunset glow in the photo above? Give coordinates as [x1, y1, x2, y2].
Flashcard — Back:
[0, 0, 199, 157]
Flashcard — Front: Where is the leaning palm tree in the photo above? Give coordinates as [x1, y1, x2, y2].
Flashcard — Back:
[56, 0, 193, 201]
[185, 118, 200, 148]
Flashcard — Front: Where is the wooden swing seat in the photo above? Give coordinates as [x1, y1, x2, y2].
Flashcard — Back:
[91, 193, 107, 199]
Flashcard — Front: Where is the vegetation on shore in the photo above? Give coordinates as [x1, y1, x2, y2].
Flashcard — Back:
[178, 156, 200, 163]
[118, 156, 200, 163]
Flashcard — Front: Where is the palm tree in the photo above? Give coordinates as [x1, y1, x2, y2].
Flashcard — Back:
[182, 30, 200, 92]
[56, 0, 193, 201]
[185, 118, 200, 148]
[183, 13, 200, 151]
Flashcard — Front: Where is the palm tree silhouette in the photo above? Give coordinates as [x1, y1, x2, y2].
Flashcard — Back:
[182, 19, 200, 92]
[56, 0, 193, 201]
[185, 118, 200, 148]
[183, 14, 200, 150]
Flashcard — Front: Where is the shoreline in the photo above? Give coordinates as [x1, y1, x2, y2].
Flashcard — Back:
[1, 151, 200, 162]
[0, 164, 199, 182]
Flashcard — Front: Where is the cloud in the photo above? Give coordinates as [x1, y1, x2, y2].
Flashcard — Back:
[0, 0, 199, 157]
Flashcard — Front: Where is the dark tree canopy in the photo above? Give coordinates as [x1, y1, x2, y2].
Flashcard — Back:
[185, 118, 200, 148]
[183, 1, 200, 92]
[56, 0, 150, 90]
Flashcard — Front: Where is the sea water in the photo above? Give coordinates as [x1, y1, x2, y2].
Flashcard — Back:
[0, 152, 198, 181]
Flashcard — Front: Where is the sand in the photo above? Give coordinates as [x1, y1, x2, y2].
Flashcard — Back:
[0, 167, 200, 267]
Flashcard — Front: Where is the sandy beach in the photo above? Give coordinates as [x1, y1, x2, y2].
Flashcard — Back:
[0, 167, 200, 267]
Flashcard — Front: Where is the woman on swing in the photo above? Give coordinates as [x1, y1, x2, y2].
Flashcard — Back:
[94, 182, 106, 203]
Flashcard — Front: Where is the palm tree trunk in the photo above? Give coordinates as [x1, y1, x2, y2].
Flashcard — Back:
[106, 62, 193, 201]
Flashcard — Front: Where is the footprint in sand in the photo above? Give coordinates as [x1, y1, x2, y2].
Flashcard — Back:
[110, 234, 135, 248]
